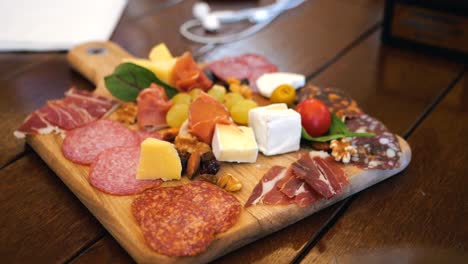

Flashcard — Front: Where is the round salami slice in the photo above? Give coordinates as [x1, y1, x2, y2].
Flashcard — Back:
[132, 186, 185, 224]
[89, 146, 162, 195]
[346, 115, 402, 170]
[62, 119, 139, 165]
[183, 181, 241, 233]
[139, 199, 216, 257]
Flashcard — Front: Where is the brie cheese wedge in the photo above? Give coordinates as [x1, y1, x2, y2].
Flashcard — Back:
[248, 103, 301, 156]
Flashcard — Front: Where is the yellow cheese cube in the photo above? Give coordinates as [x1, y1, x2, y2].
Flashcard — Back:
[149, 43, 174, 61]
[124, 58, 177, 84]
[137, 138, 181, 181]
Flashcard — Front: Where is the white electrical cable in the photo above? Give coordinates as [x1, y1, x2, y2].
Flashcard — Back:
[180, 0, 305, 45]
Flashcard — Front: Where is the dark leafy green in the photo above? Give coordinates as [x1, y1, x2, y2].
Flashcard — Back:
[302, 114, 375, 142]
[104, 62, 178, 101]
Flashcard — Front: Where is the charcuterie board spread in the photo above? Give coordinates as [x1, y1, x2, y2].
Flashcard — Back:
[15, 42, 411, 263]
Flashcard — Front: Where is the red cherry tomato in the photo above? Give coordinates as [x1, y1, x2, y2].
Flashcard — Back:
[295, 99, 331, 137]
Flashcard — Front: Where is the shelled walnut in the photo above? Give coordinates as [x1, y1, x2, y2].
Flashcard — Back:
[114, 102, 137, 124]
[175, 134, 210, 154]
[217, 173, 242, 192]
[330, 138, 357, 163]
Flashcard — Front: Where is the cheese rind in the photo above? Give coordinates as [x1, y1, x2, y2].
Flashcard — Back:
[137, 138, 181, 181]
[212, 124, 258, 163]
[248, 104, 301, 156]
[256, 72, 306, 98]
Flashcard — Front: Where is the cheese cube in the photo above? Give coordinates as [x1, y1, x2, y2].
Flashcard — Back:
[149, 43, 173, 62]
[248, 103, 301, 156]
[137, 138, 181, 181]
[212, 124, 258, 163]
[123, 58, 176, 84]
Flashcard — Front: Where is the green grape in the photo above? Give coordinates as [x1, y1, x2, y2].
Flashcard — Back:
[207, 85, 226, 102]
[166, 104, 189, 128]
[171, 93, 191, 105]
[223, 92, 244, 110]
[189, 88, 203, 100]
[230, 99, 258, 125]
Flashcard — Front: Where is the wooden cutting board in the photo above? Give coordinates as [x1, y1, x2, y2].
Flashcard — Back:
[27, 41, 412, 264]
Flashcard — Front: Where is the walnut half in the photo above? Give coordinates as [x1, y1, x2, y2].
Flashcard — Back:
[217, 173, 242, 192]
[330, 138, 357, 164]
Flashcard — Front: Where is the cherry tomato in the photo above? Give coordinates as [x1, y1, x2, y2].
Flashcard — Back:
[295, 99, 331, 137]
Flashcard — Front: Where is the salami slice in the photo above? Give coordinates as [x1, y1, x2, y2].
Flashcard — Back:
[132, 186, 185, 224]
[131, 181, 242, 256]
[140, 199, 216, 257]
[346, 115, 402, 170]
[89, 146, 162, 195]
[62, 119, 139, 165]
[183, 181, 241, 233]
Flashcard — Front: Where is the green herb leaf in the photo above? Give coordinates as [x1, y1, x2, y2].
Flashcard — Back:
[104, 63, 178, 101]
[301, 113, 375, 142]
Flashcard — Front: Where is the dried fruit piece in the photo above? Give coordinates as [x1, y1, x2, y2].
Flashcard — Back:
[186, 150, 201, 179]
[217, 173, 242, 192]
[199, 152, 220, 175]
[159, 127, 179, 142]
[177, 149, 190, 175]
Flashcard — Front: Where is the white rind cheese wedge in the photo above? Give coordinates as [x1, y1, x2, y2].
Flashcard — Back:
[137, 138, 181, 181]
[212, 124, 258, 163]
[256, 72, 306, 98]
[248, 103, 301, 156]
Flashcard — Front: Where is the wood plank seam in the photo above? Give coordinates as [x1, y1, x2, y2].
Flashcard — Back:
[63, 232, 107, 264]
[0, 55, 57, 82]
[127, 0, 185, 22]
[290, 66, 468, 264]
[305, 21, 382, 82]
[0, 145, 32, 170]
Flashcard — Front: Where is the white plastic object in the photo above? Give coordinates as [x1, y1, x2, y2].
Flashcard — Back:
[193, 2, 210, 20]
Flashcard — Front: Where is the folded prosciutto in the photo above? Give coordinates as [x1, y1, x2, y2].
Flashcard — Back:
[136, 83, 172, 131]
[15, 88, 117, 138]
[246, 151, 348, 208]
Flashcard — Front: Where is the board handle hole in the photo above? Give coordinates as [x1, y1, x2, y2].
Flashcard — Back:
[87, 47, 107, 55]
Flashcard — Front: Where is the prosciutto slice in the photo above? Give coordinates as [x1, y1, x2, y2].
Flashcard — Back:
[15, 88, 117, 138]
[246, 151, 348, 208]
[245, 166, 293, 207]
[188, 92, 231, 144]
[171, 52, 212, 92]
[136, 84, 172, 131]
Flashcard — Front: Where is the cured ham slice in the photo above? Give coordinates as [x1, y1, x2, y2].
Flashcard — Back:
[188, 92, 231, 144]
[205, 54, 278, 91]
[15, 88, 117, 138]
[245, 166, 293, 207]
[171, 52, 212, 92]
[136, 83, 172, 131]
[246, 151, 348, 208]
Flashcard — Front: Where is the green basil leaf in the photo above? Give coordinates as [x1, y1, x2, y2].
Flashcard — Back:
[329, 114, 348, 135]
[301, 128, 347, 142]
[104, 63, 178, 101]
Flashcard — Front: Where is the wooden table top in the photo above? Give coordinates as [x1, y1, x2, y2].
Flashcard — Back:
[1, 0, 466, 263]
